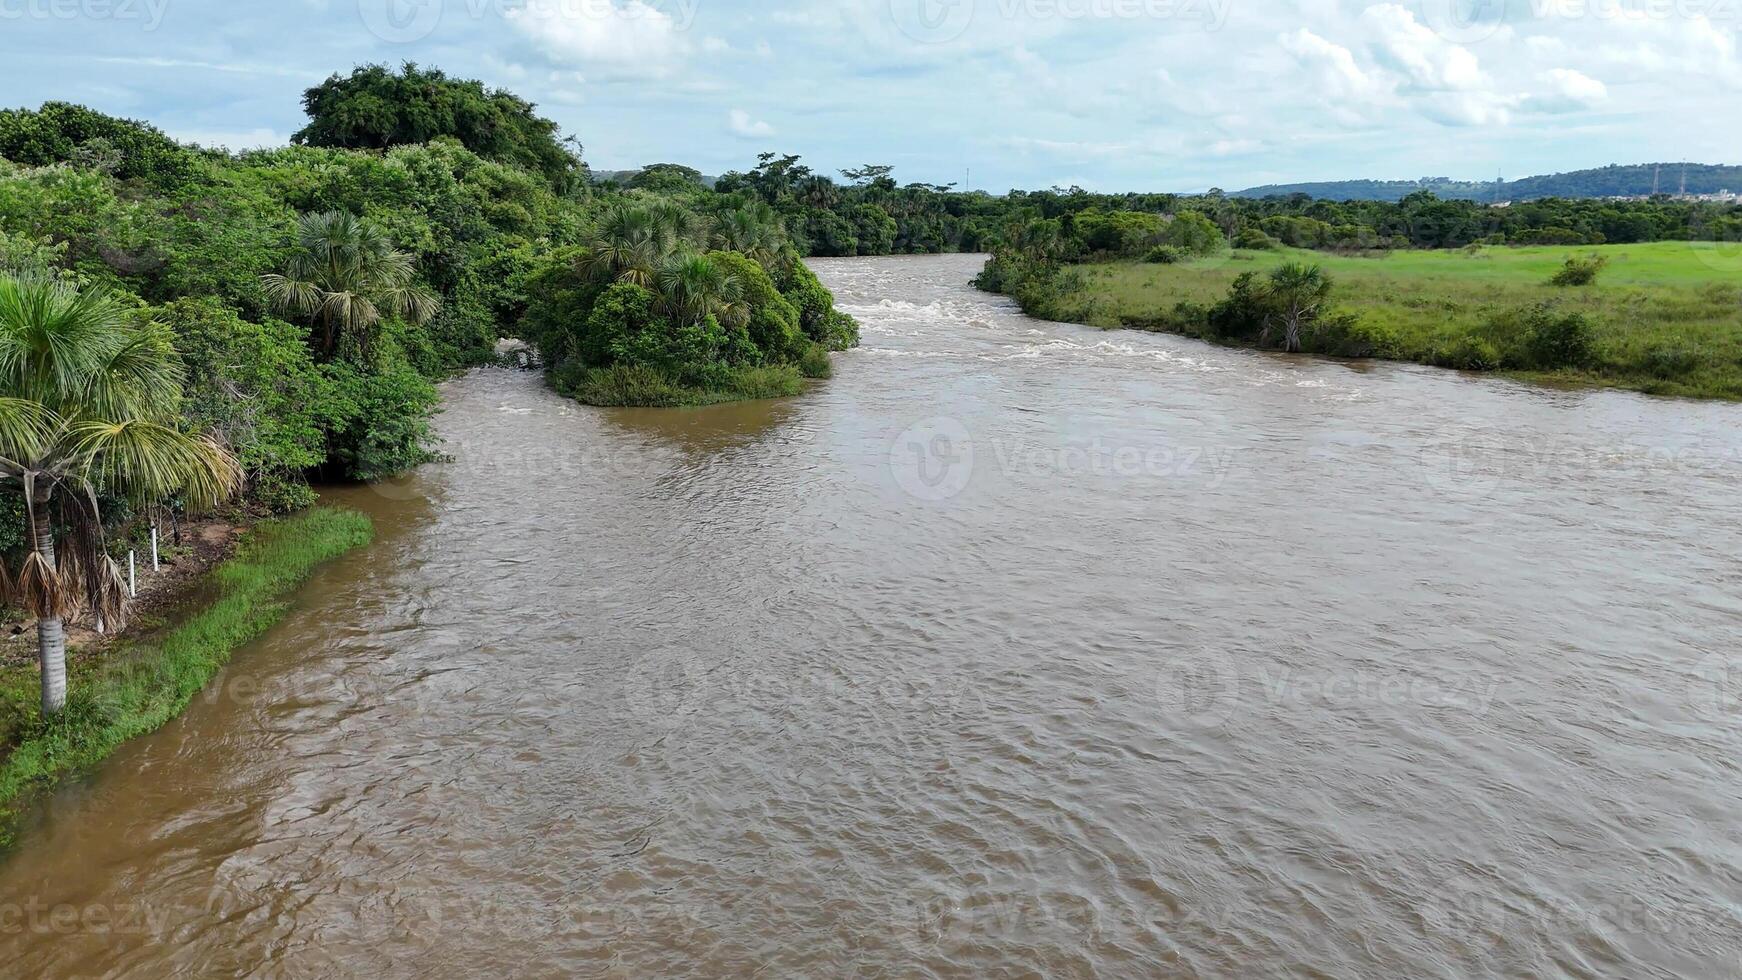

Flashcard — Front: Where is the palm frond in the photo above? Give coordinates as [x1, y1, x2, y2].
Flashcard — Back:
[0, 396, 58, 463]
[65, 419, 242, 510]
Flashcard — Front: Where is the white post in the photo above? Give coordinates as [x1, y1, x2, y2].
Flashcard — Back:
[129, 551, 137, 597]
[151, 525, 159, 571]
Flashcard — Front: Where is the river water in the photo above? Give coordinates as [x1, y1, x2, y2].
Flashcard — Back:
[3, 254, 1742, 977]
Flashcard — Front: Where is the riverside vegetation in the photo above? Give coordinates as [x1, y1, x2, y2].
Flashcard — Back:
[2, 57, 1740, 830]
[0, 508, 372, 848]
[976, 209, 1742, 399]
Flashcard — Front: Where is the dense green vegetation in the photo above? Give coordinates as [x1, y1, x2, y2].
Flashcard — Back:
[0, 507, 372, 849]
[0, 275, 243, 717]
[1233, 163, 1742, 202]
[989, 243, 1742, 399]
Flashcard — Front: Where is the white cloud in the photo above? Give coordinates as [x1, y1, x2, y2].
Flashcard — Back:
[1279, 27, 1392, 123]
[1361, 3, 1487, 92]
[728, 109, 774, 138]
[504, 0, 688, 79]
[1525, 67, 1608, 113]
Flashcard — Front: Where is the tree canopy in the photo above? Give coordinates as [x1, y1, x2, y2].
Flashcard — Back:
[293, 63, 584, 191]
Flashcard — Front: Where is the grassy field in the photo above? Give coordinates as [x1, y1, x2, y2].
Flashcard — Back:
[1047, 241, 1742, 398]
[0, 507, 373, 849]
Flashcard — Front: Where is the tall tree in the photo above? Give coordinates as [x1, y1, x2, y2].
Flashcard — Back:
[293, 62, 585, 191]
[0, 276, 240, 715]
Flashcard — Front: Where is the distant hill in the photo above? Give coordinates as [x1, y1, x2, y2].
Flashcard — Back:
[1231, 163, 1742, 202]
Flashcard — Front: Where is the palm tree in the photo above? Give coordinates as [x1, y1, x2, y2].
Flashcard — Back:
[710, 205, 785, 266]
[261, 211, 439, 358]
[0, 276, 240, 715]
[648, 200, 707, 251]
[581, 203, 675, 287]
[797, 175, 841, 210]
[1261, 262, 1332, 353]
[655, 252, 745, 328]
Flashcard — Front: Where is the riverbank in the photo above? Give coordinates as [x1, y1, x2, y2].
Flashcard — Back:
[0, 507, 373, 849]
[992, 242, 1742, 399]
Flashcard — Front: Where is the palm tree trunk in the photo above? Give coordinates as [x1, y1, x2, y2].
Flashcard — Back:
[32, 505, 66, 715]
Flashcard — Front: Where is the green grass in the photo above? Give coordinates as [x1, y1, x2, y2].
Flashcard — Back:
[1042, 241, 1742, 399]
[0, 507, 373, 849]
[559, 362, 810, 407]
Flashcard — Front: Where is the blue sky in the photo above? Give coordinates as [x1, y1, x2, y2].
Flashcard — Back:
[1, 0, 1737, 191]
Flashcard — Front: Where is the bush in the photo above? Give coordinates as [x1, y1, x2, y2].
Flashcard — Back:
[1521, 308, 1595, 369]
[1481, 304, 1594, 370]
[1144, 245, 1186, 264]
[1311, 316, 1399, 358]
[1549, 254, 1608, 286]
[727, 364, 805, 400]
[1205, 272, 1271, 340]
[160, 298, 330, 508]
[568, 364, 689, 406]
[1161, 211, 1225, 255]
[320, 349, 443, 481]
[1233, 229, 1280, 250]
[798, 342, 833, 379]
[775, 252, 860, 350]
[0, 102, 204, 190]
[1432, 335, 1503, 371]
[708, 250, 806, 363]
[1640, 343, 1707, 380]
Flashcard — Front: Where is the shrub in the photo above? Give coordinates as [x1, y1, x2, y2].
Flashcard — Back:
[775, 251, 860, 350]
[1521, 308, 1594, 369]
[570, 364, 690, 407]
[1162, 211, 1225, 255]
[1233, 229, 1280, 250]
[1144, 245, 1186, 264]
[1640, 344, 1707, 380]
[708, 250, 806, 363]
[1549, 254, 1608, 286]
[728, 364, 806, 400]
[798, 342, 833, 379]
[160, 298, 330, 508]
[1205, 272, 1271, 340]
[0, 102, 204, 190]
[320, 349, 443, 481]
[1432, 336, 1503, 371]
[1311, 316, 1399, 358]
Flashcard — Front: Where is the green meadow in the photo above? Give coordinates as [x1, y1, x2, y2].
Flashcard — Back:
[1049, 242, 1742, 399]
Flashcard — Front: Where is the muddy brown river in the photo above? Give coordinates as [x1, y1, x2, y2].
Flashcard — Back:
[3, 254, 1742, 977]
